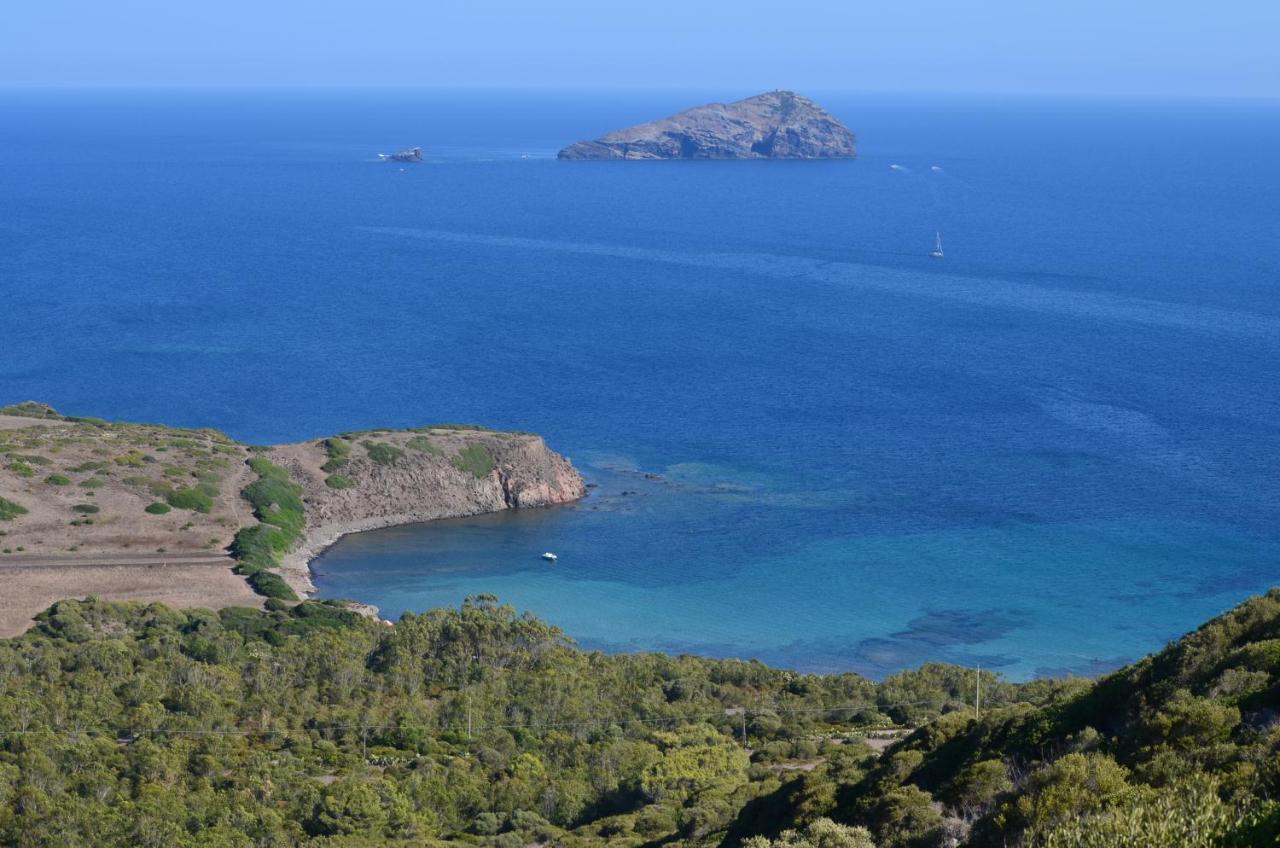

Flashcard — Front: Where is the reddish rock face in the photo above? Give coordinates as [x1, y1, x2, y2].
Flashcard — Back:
[275, 430, 585, 532]
[559, 91, 857, 161]
[269, 428, 586, 594]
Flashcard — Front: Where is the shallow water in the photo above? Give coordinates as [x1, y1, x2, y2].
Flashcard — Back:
[3, 91, 1278, 678]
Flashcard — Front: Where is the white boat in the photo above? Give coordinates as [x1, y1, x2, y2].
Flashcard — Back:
[378, 146, 423, 163]
[541, 552, 558, 562]
[930, 231, 944, 258]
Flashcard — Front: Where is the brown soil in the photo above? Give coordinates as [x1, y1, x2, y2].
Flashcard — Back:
[0, 552, 259, 637]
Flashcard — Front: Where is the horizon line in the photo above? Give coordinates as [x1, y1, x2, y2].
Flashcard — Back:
[0, 83, 1277, 103]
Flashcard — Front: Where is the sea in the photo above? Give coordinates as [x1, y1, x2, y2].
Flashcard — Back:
[2, 89, 1278, 679]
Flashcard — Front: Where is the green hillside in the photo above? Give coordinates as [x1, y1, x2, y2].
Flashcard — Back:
[0, 591, 1277, 847]
[735, 590, 1280, 848]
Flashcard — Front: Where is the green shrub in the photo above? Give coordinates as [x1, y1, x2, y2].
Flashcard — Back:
[325, 474, 355, 489]
[71, 504, 99, 514]
[167, 487, 214, 513]
[248, 570, 298, 601]
[231, 458, 306, 603]
[452, 444, 495, 478]
[45, 474, 71, 486]
[407, 435, 444, 457]
[113, 450, 146, 467]
[231, 525, 288, 575]
[363, 441, 403, 466]
[78, 478, 106, 489]
[145, 502, 172, 515]
[7, 461, 33, 478]
[321, 438, 350, 472]
[0, 496, 27, 521]
[242, 468, 303, 535]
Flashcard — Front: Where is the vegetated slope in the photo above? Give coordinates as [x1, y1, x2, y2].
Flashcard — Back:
[729, 590, 1280, 848]
[0, 595, 1071, 847]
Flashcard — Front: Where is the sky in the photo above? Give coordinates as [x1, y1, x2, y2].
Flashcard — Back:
[2, 0, 1277, 97]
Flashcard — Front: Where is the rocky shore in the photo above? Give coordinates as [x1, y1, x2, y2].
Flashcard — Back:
[272, 427, 585, 596]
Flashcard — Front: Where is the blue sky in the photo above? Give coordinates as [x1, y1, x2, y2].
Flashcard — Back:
[3, 0, 1276, 96]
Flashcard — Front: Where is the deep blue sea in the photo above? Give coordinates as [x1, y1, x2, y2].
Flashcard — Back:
[2, 90, 1278, 678]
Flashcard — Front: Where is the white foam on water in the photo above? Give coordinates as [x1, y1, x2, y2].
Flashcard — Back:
[358, 226, 1280, 344]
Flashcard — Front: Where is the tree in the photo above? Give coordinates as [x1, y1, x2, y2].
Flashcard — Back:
[744, 817, 877, 848]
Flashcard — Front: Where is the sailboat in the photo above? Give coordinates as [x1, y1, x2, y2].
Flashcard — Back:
[930, 231, 944, 258]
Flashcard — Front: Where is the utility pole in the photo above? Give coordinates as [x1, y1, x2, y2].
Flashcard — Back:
[740, 709, 747, 745]
[975, 663, 981, 721]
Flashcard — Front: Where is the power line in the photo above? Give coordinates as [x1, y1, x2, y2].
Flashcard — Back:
[0, 697, 949, 741]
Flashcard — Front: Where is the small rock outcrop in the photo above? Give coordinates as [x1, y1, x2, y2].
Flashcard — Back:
[558, 91, 856, 161]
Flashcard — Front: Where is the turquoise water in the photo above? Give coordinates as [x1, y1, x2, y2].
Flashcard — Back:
[2, 91, 1278, 677]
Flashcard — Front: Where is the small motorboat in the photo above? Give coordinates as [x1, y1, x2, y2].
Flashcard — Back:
[541, 552, 558, 562]
[930, 231, 945, 258]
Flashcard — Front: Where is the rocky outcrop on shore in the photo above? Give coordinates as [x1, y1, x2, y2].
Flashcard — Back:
[558, 91, 857, 161]
[271, 427, 585, 594]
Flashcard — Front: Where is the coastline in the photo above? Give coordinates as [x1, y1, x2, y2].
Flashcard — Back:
[274, 430, 587, 606]
[279, 507, 550, 601]
[0, 406, 585, 632]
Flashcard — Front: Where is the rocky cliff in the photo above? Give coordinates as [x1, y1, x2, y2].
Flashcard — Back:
[558, 91, 856, 161]
[271, 426, 585, 594]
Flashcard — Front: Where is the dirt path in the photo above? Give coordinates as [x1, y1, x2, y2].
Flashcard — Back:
[0, 552, 259, 638]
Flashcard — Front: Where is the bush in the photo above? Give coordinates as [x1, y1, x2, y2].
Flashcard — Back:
[78, 478, 106, 489]
[145, 502, 172, 515]
[242, 477, 303, 536]
[407, 435, 444, 457]
[72, 504, 99, 514]
[0, 496, 27, 521]
[7, 462, 33, 478]
[45, 474, 71, 486]
[452, 444, 495, 478]
[321, 438, 350, 473]
[363, 441, 403, 466]
[248, 570, 298, 601]
[114, 450, 146, 467]
[325, 474, 355, 489]
[1031, 778, 1237, 848]
[231, 458, 306, 602]
[166, 487, 214, 513]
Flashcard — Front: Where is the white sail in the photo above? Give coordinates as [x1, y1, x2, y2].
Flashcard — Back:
[930, 231, 944, 258]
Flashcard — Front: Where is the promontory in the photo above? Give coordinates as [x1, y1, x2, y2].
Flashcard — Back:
[558, 90, 856, 161]
[0, 402, 584, 635]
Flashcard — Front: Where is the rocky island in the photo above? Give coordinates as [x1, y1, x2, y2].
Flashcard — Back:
[0, 402, 584, 635]
[558, 90, 857, 160]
